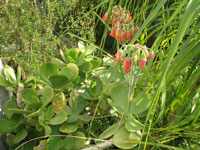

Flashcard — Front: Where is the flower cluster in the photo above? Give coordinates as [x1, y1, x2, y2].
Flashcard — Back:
[113, 43, 154, 73]
[102, 6, 139, 45]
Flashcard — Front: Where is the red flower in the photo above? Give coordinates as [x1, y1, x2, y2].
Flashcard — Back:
[109, 28, 116, 37]
[120, 31, 126, 45]
[102, 12, 108, 22]
[123, 58, 132, 73]
[113, 50, 123, 64]
[147, 51, 154, 61]
[126, 31, 131, 41]
[127, 11, 132, 21]
[139, 58, 147, 69]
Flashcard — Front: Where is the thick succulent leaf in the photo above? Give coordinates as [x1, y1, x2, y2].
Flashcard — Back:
[4, 65, 16, 84]
[49, 75, 69, 88]
[48, 112, 67, 125]
[59, 122, 78, 133]
[0, 119, 16, 134]
[3, 100, 18, 119]
[124, 118, 143, 132]
[0, 74, 13, 87]
[113, 127, 140, 149]
[22, 89, 39, 105]
[99, 121, 122, 139]
[40, 63, 59, 78]
[41, 86, 54, 107]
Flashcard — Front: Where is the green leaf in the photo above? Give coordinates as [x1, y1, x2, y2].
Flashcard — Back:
[66, 63, 79, 80]
[113, 127, 140, 149]
[86, 44, 96, 55]
[67, 48, 78, 61]
[110, 84, 130, 114]
[3, 100, 18, 119]
[67, 115, 79, 123]
[42, 86, 54, 107]
[69, 97, 87, 115]
[59, 122, 78, 133]
[78, 115, 92, 122]
[124, 118, 143, 132]
[49, 75, 69, 88]
[47, 137, 64, 150]
[60, 67, 74, 81]
[13, 128, 27, 144]
[99, 121, 122, 139]
[22, 89, 39, 104]
[48, 112, 67, 125]
[130, 92, 150, 114]
[40, 63, 59, 78]
[0, 74, 13, 87]
[52, 58, 65, 67]
[79, 61, 92, 73]
[34, 140, 47, 150]
[0, 119, 16, 134]
[63, 131, 86, 149]
[4, 65, 16, 84]
[6, 134, 15, 146]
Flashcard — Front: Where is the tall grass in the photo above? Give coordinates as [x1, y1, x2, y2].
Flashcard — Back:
[0, 0, 199, 149]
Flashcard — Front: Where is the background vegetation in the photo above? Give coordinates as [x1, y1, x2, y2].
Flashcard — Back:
[0, 0, 200, 149]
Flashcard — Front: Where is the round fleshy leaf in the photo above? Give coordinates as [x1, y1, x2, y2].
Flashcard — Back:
[60, 67, 74, 81]
[4, 65, 16, 84]
[59, 122, 78, 133]
[49, 75, 69, 88]
[40, 63, 59, 78]
[34, 140, 47, 150]
[52, 58, 65, 67]
[113, 127, 139, 149]
[125, 118, 143, 132]
[64, 131, 86, 149]
[41, 86, 54, 107]
[22, 89, 39, 104]
[110, 84, 130, 115]
[3, 100, 18, 119]
[0, 119, 16, 134]
[66, 63, 79, 80]
[99, 121, 122, 139]
[79, 61, 92, 73]
[13, 128, 27, 144]
[52, 92, 67, 114]
[48, 112, 67, 125]
[130, 92, 150, 114]
[47, 137, 64, 150]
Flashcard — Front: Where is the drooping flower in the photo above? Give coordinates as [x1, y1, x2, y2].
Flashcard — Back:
[127, 11, 132, 21]
[109, 28, 116, 37]
[147, 51, 154, 61]
[113, 50, 123, 64]
[120, 31, 126, 45]
[102, 12, 108, 22]
[126, 31, 131, 41]
[139, 58, 147, 69]
[123, 58, 132, 73]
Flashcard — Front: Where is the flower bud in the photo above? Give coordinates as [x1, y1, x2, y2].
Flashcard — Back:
[102, 12, 108, 22]
[123, 58, 132, 73]
[120, 31, 126, 45]
[147, 51, 154, 61]
[139, 58, 147, 69]
[109, 28, 116, 37]
[126, 31, 131, 41]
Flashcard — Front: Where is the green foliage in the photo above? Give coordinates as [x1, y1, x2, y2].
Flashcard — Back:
[0, 0, 200, 149]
